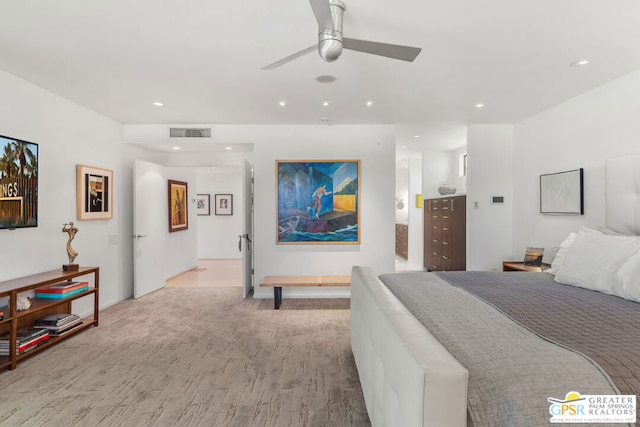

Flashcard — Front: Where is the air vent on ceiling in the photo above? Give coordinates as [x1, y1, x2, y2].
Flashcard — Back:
[169, 127, 212, 138]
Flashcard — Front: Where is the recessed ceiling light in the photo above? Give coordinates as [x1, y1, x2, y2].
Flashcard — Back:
[316, 75, 337, 83]
[323, 101, 330, 107]
[172, 146, 180, 150]
[225, 146, 232, 150]
[413, 135, 421, 138]
[366, 101, 374, 107]
[475, 103, 484, 108]
[571, 59, 590, 67]
[153, 101, 164, 107]
[279, 101, 287, 107]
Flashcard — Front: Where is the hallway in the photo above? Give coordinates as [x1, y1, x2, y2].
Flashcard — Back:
[166, 259, 242, 288]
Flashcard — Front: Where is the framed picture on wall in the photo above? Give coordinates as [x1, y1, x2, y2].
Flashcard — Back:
[196, 194, 210, 216]
[276, 159, 360, 244]
[0, 134, 38, 229]
[215, 194, 233, 215]
[76, 164, 113, 220]
[168, 179, 188, 232]
[540, 168, 584, 215]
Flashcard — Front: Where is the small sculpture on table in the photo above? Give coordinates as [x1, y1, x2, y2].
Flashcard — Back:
[62, 221, 79, 271]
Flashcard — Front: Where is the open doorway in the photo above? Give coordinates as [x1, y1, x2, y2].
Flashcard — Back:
[395, 151, 423, 272]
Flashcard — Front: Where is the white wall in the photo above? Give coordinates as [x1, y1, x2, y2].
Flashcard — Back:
[251, 125, 396, 299]
[395, 161, 409, 223]
[125, 124, 397, 299]
[512, 69, 640, 263]
[422, 150, 452, 199]
[407, 154, 424, 269]
[452, 145, 468, 194]
[0, 69, 134, 310]
[467, 125, 514, 271]
[196, 167, 243, 259]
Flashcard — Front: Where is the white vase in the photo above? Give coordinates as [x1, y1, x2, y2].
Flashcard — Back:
[437, 184, 457, 195]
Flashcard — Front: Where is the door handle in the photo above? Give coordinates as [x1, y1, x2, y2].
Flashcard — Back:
[132, 234, 148, 239]
[238, 234, 252, 252]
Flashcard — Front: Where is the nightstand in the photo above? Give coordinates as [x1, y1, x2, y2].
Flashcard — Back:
[502, 261, 552, 272]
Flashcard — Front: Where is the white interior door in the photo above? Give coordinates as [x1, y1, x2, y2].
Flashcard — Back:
[133, 159, 166, 298]
[242, 159, 254, 298]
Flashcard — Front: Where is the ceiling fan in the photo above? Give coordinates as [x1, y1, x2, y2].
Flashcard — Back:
[262, 0, 422, 70]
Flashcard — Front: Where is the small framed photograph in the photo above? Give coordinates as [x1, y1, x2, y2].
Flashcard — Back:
[215, 194, 233, 216]
[76, 164, 113, 220]
[523, 247, 544, 266]
[168, 180, 188, 232]
[196, 194, 210, 216]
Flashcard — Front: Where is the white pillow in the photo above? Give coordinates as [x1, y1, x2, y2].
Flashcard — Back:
[554, 227, 640, 296]
[617, 249, 640, 303]
[546, 232, 577, 275]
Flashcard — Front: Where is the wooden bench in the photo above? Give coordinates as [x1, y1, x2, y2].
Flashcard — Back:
[260, 275, 351, 309]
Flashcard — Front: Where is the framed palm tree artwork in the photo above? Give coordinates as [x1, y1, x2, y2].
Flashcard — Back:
[0, 134, 38, 229]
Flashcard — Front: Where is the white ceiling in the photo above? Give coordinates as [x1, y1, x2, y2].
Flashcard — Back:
[2, 0, 640, 151]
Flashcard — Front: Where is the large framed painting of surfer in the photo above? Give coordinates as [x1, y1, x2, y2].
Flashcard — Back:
[276, 160, 360, 244]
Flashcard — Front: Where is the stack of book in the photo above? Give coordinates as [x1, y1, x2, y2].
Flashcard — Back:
[34, 313, 82, 336]
[36, 281, 89, 299]
[0, 327, 50, 356]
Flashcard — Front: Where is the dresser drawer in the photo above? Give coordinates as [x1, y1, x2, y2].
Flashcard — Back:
[440, 255, 452, 271]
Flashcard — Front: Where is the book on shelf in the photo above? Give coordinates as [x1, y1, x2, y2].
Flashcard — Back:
[36, 318, 82, 332]
[36, 286, 88, 299]
[35, 313, 80, 326]
[0, 327, 50, 356]
[37, 281, 89, 294]
[49, 321, 83, 337]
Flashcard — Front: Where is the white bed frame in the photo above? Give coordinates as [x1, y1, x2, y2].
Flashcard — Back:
[350, 266, 468, 427]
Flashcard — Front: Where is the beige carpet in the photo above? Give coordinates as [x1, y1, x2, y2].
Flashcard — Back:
[0, 287, 370, 427]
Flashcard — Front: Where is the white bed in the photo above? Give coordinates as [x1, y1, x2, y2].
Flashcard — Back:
[350, 153, 640, 426]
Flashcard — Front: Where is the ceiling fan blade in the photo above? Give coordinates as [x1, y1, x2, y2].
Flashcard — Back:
[308, 0, 334, 32]
[343, 38, 421, 62]
[261, 45, 317, 70]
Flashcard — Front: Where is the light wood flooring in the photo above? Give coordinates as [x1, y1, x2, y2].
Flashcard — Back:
[166, 259, 243, 288]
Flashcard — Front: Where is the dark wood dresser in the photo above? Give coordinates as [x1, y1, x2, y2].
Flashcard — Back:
[395, 223, 408, 259]
[424, 195, 466, 271]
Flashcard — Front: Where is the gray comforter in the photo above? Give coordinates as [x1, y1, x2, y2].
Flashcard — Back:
[379, 271, 636, 427]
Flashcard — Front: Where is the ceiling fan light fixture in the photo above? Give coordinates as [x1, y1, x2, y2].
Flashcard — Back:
[261, 0, 421, 69]
[318, 36, 344, 62]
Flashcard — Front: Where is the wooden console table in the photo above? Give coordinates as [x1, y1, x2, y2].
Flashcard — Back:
[260, 275, 350, 309]
[0, 267, 99, 371]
